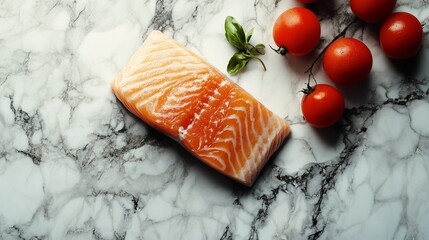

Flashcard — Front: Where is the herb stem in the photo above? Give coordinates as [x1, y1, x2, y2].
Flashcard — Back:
[252, 56, 267, 71]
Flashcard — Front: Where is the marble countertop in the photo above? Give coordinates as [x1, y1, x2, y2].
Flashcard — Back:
[1, 0, 429, 239]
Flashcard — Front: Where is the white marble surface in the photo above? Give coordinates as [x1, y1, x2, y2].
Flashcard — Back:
[1, 0, 429, 239]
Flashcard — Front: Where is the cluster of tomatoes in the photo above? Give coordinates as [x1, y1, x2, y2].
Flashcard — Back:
[272, 0, 424, 128]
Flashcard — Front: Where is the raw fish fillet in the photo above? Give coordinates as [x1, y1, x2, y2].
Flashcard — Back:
[112, 31, 290, 186]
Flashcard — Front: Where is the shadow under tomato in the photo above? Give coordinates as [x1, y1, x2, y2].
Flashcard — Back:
[307, 0, 338, 18]
[335, 75, 372, 107]
[281, 51, 319, 76]
[388, 49, 424, 78]
[310, 122, 343, 147]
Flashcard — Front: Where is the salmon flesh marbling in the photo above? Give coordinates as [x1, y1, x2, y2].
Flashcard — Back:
[111, 31, 290, 186]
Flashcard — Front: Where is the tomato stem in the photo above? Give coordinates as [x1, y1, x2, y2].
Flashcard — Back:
[300, 82, 315, 95]
[270, 45, 288, 55]
[304, 17, 360, 87]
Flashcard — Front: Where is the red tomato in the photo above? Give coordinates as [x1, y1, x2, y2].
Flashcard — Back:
[296, 0, 317, 3]
[273, 7, 321, 56]
[350, 0, 397, 23]
[301, 84, 345, 128]
[380, 12, 423, 60]
[322, 38, 372, 86]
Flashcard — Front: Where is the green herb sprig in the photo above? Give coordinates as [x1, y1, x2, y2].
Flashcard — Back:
[224, 16, 266, 75]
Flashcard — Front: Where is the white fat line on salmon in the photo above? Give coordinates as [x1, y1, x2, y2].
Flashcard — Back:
[219, 79, 229, 87]
[198, 151, 227, 172]
[161, 100, 192, 111]
[202, 142, 238, 177]
[239, 102, 261, 168]
[194, 110, 203, 120]
[122, 72, 181, 93]
[208, 95, 217, 102]
[225, 114, 247, 160]
[132, 55, 200, 73]
[221, 125, 243, 172]
[114, 88, 142, 119]
[237, 104, 268, 177]
[143, 45, 188, 59]
[241, 117, 281, 181]
[132, 77, 203, 107]
[175, 84, 205, 94]
[129, 62, 208, 81]
[231, 105, 253, 158]
[166, 94, 202, 106]
[138, 32, 168, 49]
[198, 135, 203, 150]
[144, 40, 187, 54]
[172, 80, 232, 144]
[149, 109, 181, 121]
[177, 111, 201, 140]
[128, 61, 199, 80]
[249, 102, 258, 138]
[161, 94, 201, 110]
[213, 89, 221, 95]
[257, 103, 268, 134]
[178, 126, 188, 140]
[126, 55, 194, 76]
[122, 67, 206, 91]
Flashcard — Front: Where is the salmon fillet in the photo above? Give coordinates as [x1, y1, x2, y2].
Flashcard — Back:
[112, 30, 290, 186]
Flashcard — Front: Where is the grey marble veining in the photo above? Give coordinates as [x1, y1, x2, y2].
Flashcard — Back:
[1, 0, 429, 239]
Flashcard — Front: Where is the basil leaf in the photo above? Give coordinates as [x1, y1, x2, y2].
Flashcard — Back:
[223, 16, 267, 74]
[255, 43, 265, 50]
[248, 44, 266, 55]
[227, 52, 250, 75]
[225, 16, 246, 50]
[255, 43, 266, 54]
[246, 28, 254, 43]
